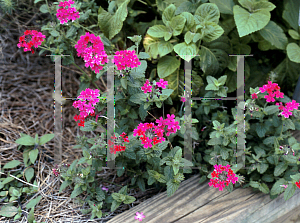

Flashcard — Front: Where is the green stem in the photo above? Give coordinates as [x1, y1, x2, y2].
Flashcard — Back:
[45, 0, 54, 21]
[72, 62, 90, 80]
[75, 22, 97, 35]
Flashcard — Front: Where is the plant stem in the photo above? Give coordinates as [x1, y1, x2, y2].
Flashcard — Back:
[45, 0, 54, 21]
[75, 22, 97, 35]
[72, 62, 90, 80]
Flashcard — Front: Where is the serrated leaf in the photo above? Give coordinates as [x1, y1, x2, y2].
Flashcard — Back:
[259, 183, 269, 194]
[166, 180, 180, 197]
[70, 186, 83, 198]
[259, 21, 288, 50]
[59, 180, 72, 193]
[157, 56, 180, 78]
[39, 134, 55, 145]
[123, 195, 136, 204]
[262, 174, 274, 182]
[195, 3, 220, 24]
[271, 178, 286, 195]
[264, 105, 280, 115]
[209, 0, 234, 15]
[170, 15, 186, 36]
[162, 4, 176, 25]
[282, 0, 299, 31]
[143, 35, 173, 59]
[287, 43, 300, 63]
[256, 123, 267, 138]
[274, 162, 288, 177]
[138, 52, 150, 59]
[137, 177, 146, 191]
[3, 160, 22, 169]
[39, 4, 48, 13]
[98, 0, 130, 39]
[174, 42, 198, 62]
[50, 30, 60, 37]
[111, 200, 122, 212]
[233, 5, 270, 37]
[258, 163, 268, 174]
[147, 25, 169, 38]
[249, 181, 260, 188]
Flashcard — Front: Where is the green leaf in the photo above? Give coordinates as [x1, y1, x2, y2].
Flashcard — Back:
[123, 195, 136, 204]
[284, 183, 296, 201]
[59, 180, 72, 193]
[66, 25, 77, 38]
[282, 0, 299, 31]
[166, 180, 180, 197]
[274, 162, 288, 177]
[256, 123, 267, 138]
[70, 186, 83, 198]
[271, 178, 286, 195]
[130, 93, 147, 104]
[181, 12, 195, 30]
[50, 30, 59, 37]
[143, 35, 173, 59]
[184, 31, 195, 44]
[28, 207, 35, 223]
[15, 135, 35, 146]
[120, 78, 127, 89]
[26, 196, 42, 210]
[258, 163, 268, 174]
[25, 167, 34, 182]
[137, 177, 146, 191]
[264, 105, 280, 115]
[98, 0, 130, 39]
[29, 149, 39, 164]
[39, 134, 55, 145]
[287, 43, 300, 63]
[138, 52, 150, 59]
[3, 160, 22, 169]
[288, 29, 300, 40]
[111, 200, 122, 212]
[147, 25, 169, 38]
[0, 206, 18, 217]
[197, 22, 224, 42]
[195, 3, 220, 24]
[249, 181, 260, 188]
[174, 42, 198, 62]
[157, 56, 180, 78]
[170, 15, 186, 36]
[199, 46, 221, 75]
[39, 4, 48, 13]
[233, 5, 270, 37]
[259, 21, 288, 50]
[162, 4, 176, 25]
[262, 174, 274, 182]
[209, 0, 234, 15]
[283, 118, 295, 130]
[259, 183, 269, 194]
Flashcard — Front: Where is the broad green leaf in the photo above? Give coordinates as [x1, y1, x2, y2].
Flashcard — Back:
[287, 43, 300, 63]
[166, 180, 180, 197]
[174, 42, 198, 62]
[256, 123, 267, 138]
[39, 4, 48, 13]
[143, 35, 173, 59]
[283, 118, 295, 130]
[147, 25, 169, 38]
[137, 177, 146, 191]
[233, 5, 270, 37]
[162, 4, 176, 25]
[123, 195, 136, 204]
[25, 167, 34, 182]
[26, 196, 42, 210]
[198, 22, 224, 42]
[200, 46, 220, 75]
[284, 183, 296, 201]
[249, 181, 260, 188]
[157, 56, 180, 78]
[138, 52, 150, 59]
[70, 186, 83, 198]
[185, 31, 195, 44]
[259, 21, 288, 50]
[29, 149, 39, 164]
[50, 30, 59, 37]
[66, 25, 77, 38]
[282, 0, 299, 31]
[3, 160, 22, 169]
[59, 180, 72, 193]
[258, 163, 268, 174]
[258, 183, 269, 194]
[15, 135, 35, 146]
[39, 134, 55, 145]
[181, 12, 195, 31]
[274, 162, 288, 177]
[288, 29, 300, 40]
[111, 200, 122, 212]
[195, 3, 220, 24]
[264, 105, 280, 115]
[0, 206, 18, 217]
[170, 15, 186, 36]
[175, 1, 194, 15]
[262, 174, 274, 182]
[120, 78, 127, 89]
[98, 0, 130, 39]
[271, 178, 286, 195]
[209, 0, 234, 15]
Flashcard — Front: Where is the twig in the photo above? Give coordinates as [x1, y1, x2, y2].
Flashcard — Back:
[0, 171, 38, 187]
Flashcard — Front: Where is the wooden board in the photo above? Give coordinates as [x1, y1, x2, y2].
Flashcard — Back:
[108, 130, 300, 223]
[107, 174, 300, 223]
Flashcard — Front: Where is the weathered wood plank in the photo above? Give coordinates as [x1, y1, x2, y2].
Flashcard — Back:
[108, 174, 300, 223]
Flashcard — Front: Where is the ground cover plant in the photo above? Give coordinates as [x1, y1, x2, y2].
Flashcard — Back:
[1, 0, 300, 222]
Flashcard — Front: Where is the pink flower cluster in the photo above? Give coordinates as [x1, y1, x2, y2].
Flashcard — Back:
[75, 32, 108, 74]
[113, 50, 141, 70]
[135, 212, 145, 221]
[133, 114, 180, 148]
[56, 0, 80, 24]
[141, 79, 168, 102]
[208, 164, 238, 191]
[251, 81, 299, 118]
[17, 30, 46, 54]
[73, 88, 100, 127]
[108, 132, 130, 154]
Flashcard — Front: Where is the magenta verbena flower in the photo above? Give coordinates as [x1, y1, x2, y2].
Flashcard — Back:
[113, 50, 141, 70]
[56, 0, 80, 24]
[156, 79, 168, 89]
[75, 32, 108, 74]
[17, 30, 46, 54]
[135, 212, 145, 221]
